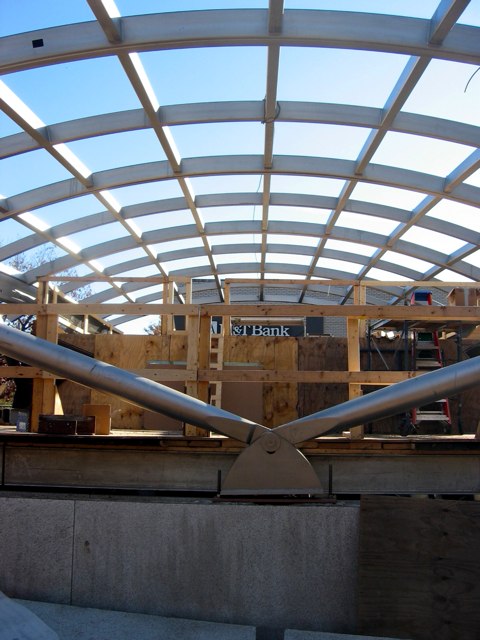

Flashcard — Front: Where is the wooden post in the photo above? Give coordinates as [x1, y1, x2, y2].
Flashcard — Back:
[224, 282, 231, 336]
[354, 283, 367, 336]
[184, 312, 210, 437]
[346, 316, 364, 437]
[161, 279, 168, 335]
[166, 281, 175, 334]
[185, 279, 192, 333]
[347, 317, 362, 400]
[30, 282, 60, 431]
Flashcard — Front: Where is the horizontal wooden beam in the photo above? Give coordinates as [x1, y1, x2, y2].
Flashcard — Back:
[0, 366, 55, 379]
[1, 365, 420, 385]
[225, 279, 480, 288]
[2, 302, 480, 321]
[197, 370, 421, 384]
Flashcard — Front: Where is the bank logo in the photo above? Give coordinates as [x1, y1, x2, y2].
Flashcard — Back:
[232, 324, 292, 336]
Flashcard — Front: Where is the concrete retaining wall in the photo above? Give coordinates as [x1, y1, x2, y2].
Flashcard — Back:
[0, 494, 359, 634]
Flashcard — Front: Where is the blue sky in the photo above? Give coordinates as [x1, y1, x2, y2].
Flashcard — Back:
[1, 1, 480, 332]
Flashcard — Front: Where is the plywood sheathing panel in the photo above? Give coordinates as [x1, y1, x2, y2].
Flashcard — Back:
[358, 495, 480, 640]
[57, 333, 96, 414]
[298, 336, 349, 420]
[92, 335, 148, 429]
[224, 336, 297, 427]
[298, 336, 402, 434]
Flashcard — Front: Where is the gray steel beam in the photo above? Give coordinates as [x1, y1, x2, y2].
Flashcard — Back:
[1, 11, 479, 75]
[274, 354, 480, 444]
[2, 104, 478, 161]
[4, 156, 480, 221]
[429, 0, 471, 44]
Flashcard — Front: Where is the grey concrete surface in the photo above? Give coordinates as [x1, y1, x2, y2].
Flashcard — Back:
[16, 600, 255, 640]
[0, 494, 360, 633]
[0, 497, 73, 602]
[0, 592, 58, 640]
[285, 631, 406, 639]
[72, 499, 359, 632]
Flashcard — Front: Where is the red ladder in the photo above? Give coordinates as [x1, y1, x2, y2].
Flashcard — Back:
[410, 291, 451, 433]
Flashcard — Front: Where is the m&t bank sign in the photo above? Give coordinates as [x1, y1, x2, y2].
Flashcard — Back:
[231, 324, 304, 337]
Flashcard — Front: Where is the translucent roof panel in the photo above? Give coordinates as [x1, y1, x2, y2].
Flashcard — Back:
[0, 0, 478, 331]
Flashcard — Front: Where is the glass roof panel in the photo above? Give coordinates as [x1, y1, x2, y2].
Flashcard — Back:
[67, 130, 168, 173]
[268, 234, 319, 247]
[190, 175, 264, 195]
[268, 207, 330, 224]
[1, 149, 73, 196]
[426, 201, 480, 233]
[0, 219, 33, 243]
[336, 212, 399, 235]
[141, 47, 266, 105]
[278, 48, 409, 107]
[382, 251, 434, 272]
[213, 234, 262, 246]
[174, 122, 265, 157]
[65, 222, 130, 248]
[201, 206, 259, 223]
[166, 256, 211, 271]
[324, 239, 376, 257]
[116, 1, 266, 13]
[435, 269, 475, 283]
[0, 0, 92, 36]
[463, 251, 480, 268]
[350, 183, 426, 210]
[367, 267, 413, 281]
[401, 227, 466, 253]
[465, 169, 480, 188]
[459, 3, 480, 27]
[215, 253, 260, 265]
[3, 58, 142, 124]
[95, 248, 146, 269]
[0, 110, 23, 136]
[266, 253, 312, 266]
[110, 181, 185, 207]
[141, 210, 195, 230]
[315, 257, 363, 274]
[284, 0, 439, 18]
[35, 195, 104, 227]
[402, 60, 480, 126]
[270, 175, 345, 197]
[273, 123, 372, 159]
[371, 132, 475, 177]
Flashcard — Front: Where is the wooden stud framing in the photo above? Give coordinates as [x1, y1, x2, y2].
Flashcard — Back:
[4, 277, 480, 434]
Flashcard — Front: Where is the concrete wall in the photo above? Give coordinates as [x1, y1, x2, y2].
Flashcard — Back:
[0, 494, 359, 634]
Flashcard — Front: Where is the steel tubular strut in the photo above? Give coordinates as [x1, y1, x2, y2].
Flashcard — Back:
[1, 323, 480, 495]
